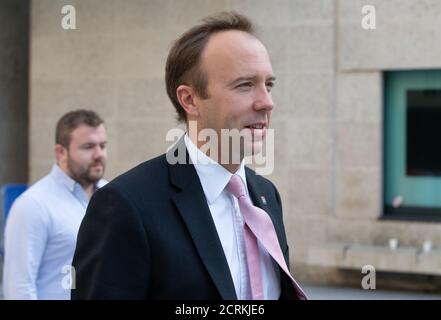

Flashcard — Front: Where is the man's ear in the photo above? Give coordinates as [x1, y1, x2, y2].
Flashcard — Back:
[176, 85, 200, 118]
[54, 144, 67, 164]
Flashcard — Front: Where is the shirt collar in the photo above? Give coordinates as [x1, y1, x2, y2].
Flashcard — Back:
[184, 133, 247, 205]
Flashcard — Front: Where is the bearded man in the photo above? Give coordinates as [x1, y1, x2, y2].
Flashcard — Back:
[3, 109, 108, 300]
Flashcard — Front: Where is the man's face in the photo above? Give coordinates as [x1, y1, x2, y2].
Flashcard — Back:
[194, 30, 275, 157]
[63, 124, 108, 186]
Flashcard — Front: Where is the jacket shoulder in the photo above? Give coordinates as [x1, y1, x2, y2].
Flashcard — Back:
[103, 153, 169, 196]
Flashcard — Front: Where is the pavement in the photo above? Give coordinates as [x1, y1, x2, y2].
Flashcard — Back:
[1, 284, 440, 300]
[302, 283, 441, 300]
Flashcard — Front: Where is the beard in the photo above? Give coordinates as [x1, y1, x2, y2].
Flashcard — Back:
[67, 157, 105, 186]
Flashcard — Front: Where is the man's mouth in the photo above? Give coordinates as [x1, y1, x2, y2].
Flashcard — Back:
[244, 120, 267, 129]
[243, 123, 268, 139]
[245, 123, 266, 129]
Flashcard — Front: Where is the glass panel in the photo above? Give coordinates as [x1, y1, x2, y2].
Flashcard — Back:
[406, 89, 441, 176]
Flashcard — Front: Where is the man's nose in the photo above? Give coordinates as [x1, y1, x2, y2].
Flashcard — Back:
[254, 85, 274, 112]
[93, 146, 105, 160]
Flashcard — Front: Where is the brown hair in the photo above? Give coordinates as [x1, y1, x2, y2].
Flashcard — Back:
[55, 109, 104, 148]
[165, 11, 255, 123]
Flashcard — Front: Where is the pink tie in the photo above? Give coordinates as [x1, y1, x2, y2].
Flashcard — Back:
[227, 174, 307, 300]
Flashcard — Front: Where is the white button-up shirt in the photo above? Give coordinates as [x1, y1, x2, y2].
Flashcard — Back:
[2, 164, 107, 300]
[184, 134, 281, 300]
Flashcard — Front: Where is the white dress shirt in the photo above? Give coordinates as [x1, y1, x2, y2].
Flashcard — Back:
[184, 134, 281, 300]
[2, 164, 107, 300]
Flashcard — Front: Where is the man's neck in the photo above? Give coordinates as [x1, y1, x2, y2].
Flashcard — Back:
[220, 163, 241, 174]
[81, 184, 95, 199]
[188, 133, 242, 174]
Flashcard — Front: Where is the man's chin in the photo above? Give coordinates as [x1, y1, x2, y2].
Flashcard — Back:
[86, 170, 104, 183]
[243, 140, 264, 157]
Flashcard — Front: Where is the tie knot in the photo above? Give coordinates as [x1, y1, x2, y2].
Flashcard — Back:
[227, 174, 246, 199]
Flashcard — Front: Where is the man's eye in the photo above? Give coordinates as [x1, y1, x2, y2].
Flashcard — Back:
[237, 82, 253, 88]
[266, 82, 275, 92]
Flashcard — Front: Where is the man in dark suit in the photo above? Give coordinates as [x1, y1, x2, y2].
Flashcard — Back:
[72, 11, 306, 300]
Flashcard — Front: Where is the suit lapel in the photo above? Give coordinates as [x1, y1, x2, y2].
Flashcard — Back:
[168, 138, 237, 300]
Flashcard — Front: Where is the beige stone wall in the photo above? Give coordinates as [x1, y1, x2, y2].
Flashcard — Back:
[30, 0, 441, 288]
[324, 0, 441, 287]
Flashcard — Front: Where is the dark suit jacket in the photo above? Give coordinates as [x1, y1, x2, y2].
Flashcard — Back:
[71, 138, 304, 300]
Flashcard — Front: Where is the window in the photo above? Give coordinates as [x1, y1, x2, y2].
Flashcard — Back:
[384, 70, 441, 221]
[407, 89, 441, 176]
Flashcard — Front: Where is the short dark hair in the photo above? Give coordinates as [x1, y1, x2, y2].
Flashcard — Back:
[55, 109, 104, 148]
[165, 11, 255, 123]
